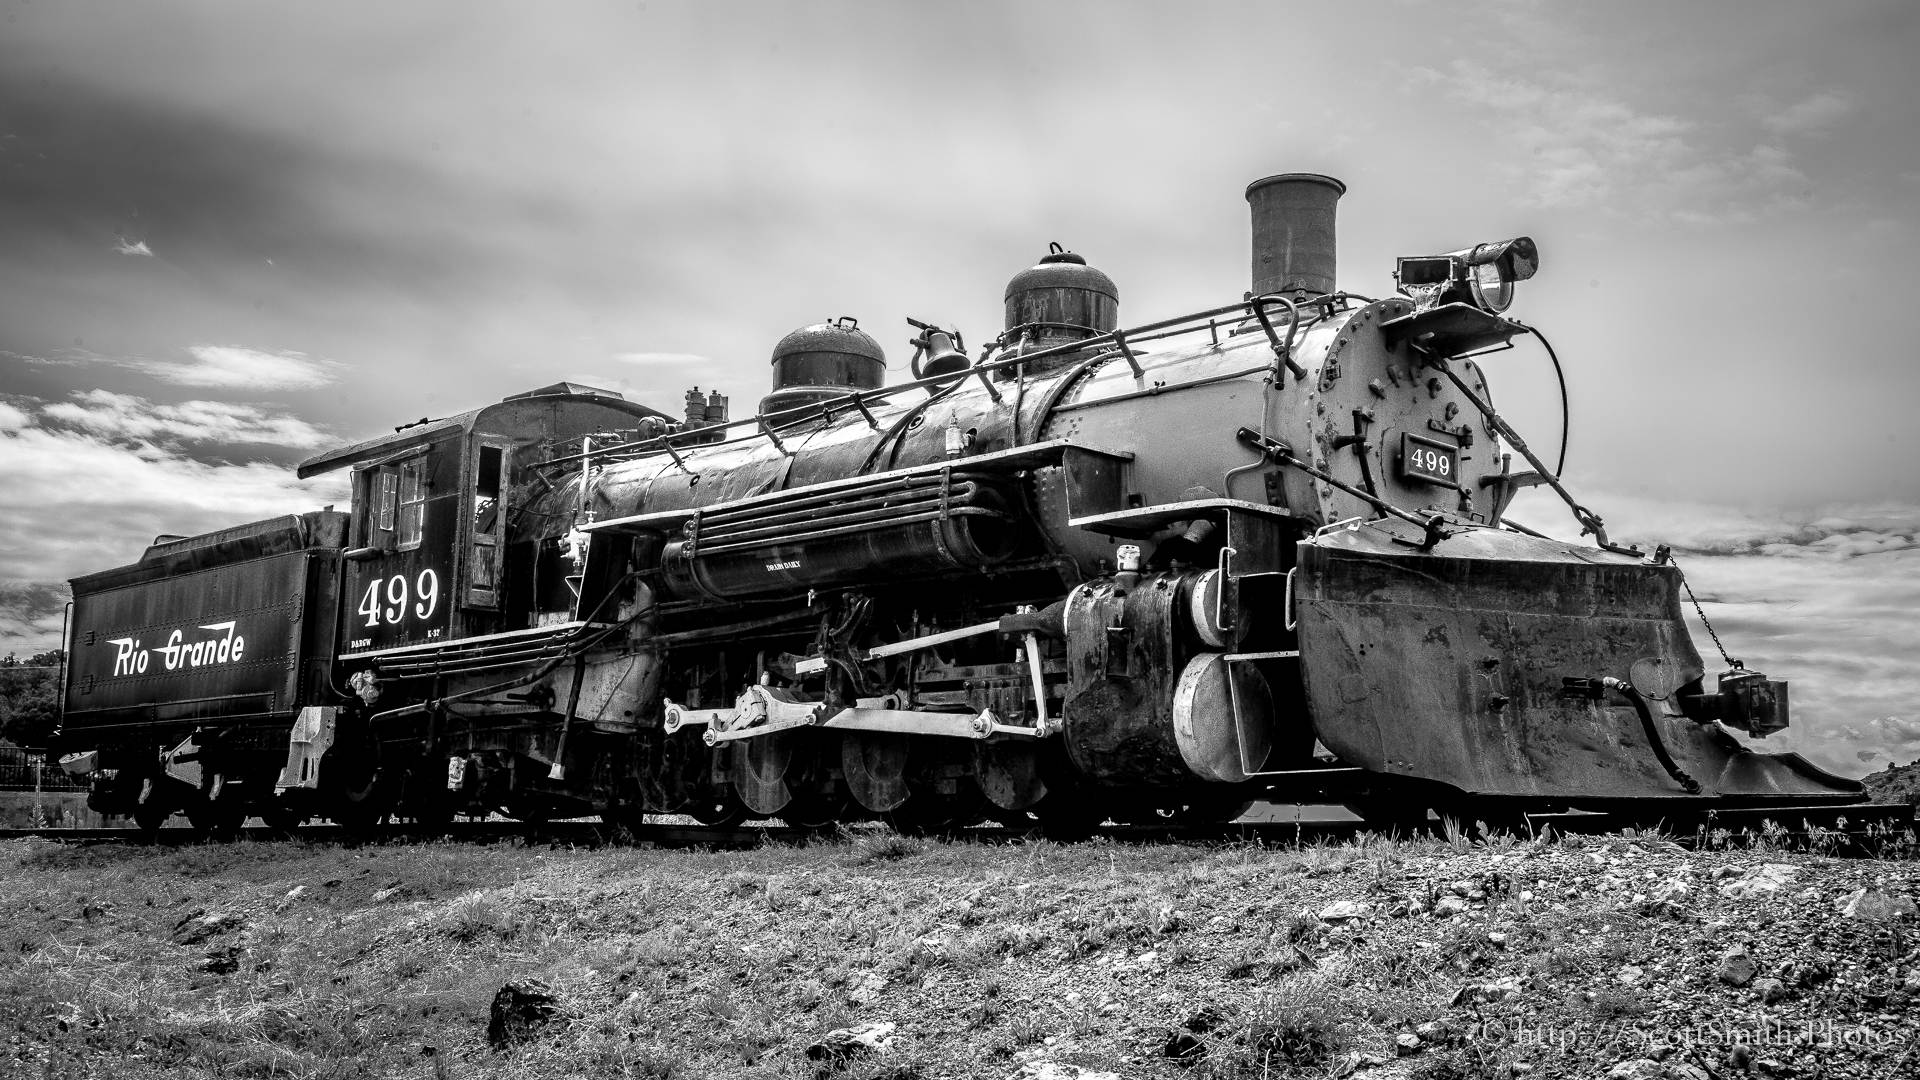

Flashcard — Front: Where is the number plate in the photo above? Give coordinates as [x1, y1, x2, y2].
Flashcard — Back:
[1400, 433, 1459, 486]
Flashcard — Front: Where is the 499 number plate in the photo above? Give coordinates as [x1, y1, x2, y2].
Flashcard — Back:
[1400, 433, 1459, 486]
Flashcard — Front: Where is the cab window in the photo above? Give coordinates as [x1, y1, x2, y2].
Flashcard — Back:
[373, 468, 398, 534]
[397, 460, 426, 549]
[356, 451, 428, 549]
[473, 445, 503, 536]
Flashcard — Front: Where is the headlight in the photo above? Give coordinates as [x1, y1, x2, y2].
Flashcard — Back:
[1395, 236, 1538, 315]
[1468, 260, 1515, 313]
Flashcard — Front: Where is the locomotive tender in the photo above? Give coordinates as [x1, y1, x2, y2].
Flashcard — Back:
[55, 172, 1863, 833]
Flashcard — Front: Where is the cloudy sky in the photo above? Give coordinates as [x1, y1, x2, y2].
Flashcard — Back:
[1, 1, 1915, 775]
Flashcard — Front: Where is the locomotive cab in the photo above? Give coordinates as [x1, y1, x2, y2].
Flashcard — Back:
[296, 383, 669, 654]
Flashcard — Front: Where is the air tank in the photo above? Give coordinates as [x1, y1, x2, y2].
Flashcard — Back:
[1003, 243, 1118, 368]
[759, 316, 886, 418]
[1246, 173, 1345, 298]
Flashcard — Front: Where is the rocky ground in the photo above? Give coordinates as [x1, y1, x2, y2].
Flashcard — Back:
[2, 825, 1917, 1080]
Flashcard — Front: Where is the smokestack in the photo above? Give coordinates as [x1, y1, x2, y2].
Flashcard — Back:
[1246, 173, 1346, 298]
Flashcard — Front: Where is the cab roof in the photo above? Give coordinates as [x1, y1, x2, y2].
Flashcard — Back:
[296, 383, 665, 479]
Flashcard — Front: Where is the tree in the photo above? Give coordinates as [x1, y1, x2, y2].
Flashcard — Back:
[0, 649, 64, 747]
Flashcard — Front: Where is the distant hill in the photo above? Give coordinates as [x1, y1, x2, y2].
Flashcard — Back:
[1860, 759, 1920, 806]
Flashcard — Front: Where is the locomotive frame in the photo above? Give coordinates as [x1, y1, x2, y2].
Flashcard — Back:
[53, 172, 1865, 835]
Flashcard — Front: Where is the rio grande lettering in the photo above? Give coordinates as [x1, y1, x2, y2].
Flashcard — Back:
[107, 621, 246, 677]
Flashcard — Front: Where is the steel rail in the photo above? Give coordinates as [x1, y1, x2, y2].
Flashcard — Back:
[4, 802, 1911, 856]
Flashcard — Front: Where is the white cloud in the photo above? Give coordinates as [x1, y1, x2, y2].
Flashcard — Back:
[136, 345, 340, 390]
[39, 389, 330, 449]
[1415, 60, 1695, 211]
[1673, 543, 1920, 778]
[0, 401, 347, 649]
[7, 344, 341, 391]
[1411, 60, 1821, 224]
[613, 352, 713, 367]
[1762, 90, 1854, 138]
[0, 582, 67, 654]
[112, 235, 154, 257]
[1509, 490, 1920, 555]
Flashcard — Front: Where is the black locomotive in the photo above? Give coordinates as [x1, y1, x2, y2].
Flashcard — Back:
[54, 172, 1863, 834]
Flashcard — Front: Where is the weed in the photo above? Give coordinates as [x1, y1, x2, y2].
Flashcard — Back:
[626, 1045, 687, 1080]
[1588, 985, 1651, 1022]
[1110, 896, 1184, 943]
[1595, 934, 1635, 965]
[1280, 910, 1323, 946]
[1802, 824, 1841, 858]
[1364, 845, 1408, 895]
[441, 892, 522, 942]
[1212, 978, 1350, 1077]
[964, 994, 1007, 1028]
[841, 831, 927, 866]
[1064, 999, 1105, 1037]
[721, 871, 768, 897]
[1361, 947, 1431, 989]
[1409, 1044, 1517, 1080]
[1436, 921, 1496, 974]
[763, 874, 791, 912]
[1223, 942, 1270, 980]
[390, 951, 432, 982]
[1007, 1012, 1047, 1046]
[1753, 819, 1790, 854]
[1057, 910, 1110, 958]
[1297, 841, 1358, 878]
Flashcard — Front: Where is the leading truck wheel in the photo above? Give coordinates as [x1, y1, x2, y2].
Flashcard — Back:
[321, 724, 392, 836]
[132, 783, 171, 834]
[185, 773, 247, 839]
[686, 790, 749, 828]
[396, 762, 456, 833]
[132, 776, 175, 835]
[884, 780, 987, 837]
[258, 796, 310, 835]
[185, 799, 246, 839]
[779, 786, 852, 832]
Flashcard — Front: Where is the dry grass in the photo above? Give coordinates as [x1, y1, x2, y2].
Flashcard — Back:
[2, 826, 1916, 1079]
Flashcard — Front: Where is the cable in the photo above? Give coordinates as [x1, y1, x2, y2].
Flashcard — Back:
[1530, 327, 1570, 479]
[1604, 677, 1701, 794]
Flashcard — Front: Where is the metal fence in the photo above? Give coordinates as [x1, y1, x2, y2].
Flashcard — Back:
[0, 746, 86, 792]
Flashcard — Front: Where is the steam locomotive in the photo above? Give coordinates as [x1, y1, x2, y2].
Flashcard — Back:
[53, 173, 1864, 834]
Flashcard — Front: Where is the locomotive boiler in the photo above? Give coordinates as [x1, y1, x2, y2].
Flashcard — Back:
[54, 172, 1864, 834]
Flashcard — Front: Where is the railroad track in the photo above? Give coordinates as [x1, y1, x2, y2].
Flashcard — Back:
[3, 802, 1914, 856]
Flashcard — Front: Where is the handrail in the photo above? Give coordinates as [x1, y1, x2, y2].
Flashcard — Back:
[534, 295, 1341, 473]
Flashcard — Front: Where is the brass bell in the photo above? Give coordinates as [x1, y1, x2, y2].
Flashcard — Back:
[908, 317, 971, 381]
[917, 330, 970, 379]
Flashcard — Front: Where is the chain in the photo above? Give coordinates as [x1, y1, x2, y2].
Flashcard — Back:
[1669, 555, 1739, 668]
